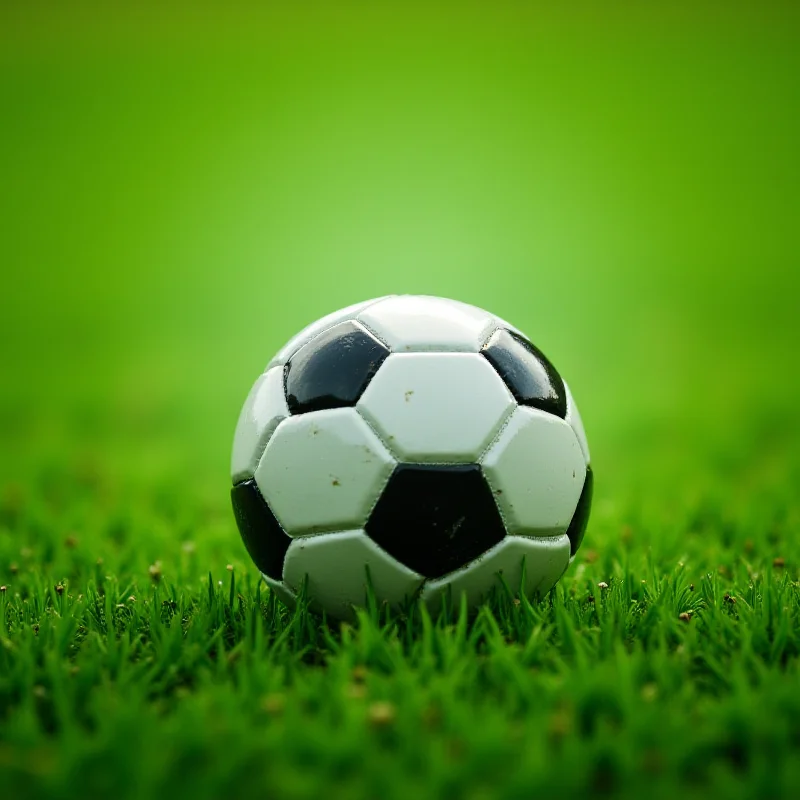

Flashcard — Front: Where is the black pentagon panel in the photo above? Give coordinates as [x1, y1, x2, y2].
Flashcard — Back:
[481, 329, 567, 418]
[231, 479, 292, 580]
[565, 465, 593, 555]
[285, 321, 389, 415]
[366, 464, 506, 579]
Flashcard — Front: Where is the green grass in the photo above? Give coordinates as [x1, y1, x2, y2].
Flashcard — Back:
[2, 496, 800, 800]
[2, 2, 800, 798]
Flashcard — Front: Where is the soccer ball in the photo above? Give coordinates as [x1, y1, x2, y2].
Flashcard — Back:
[231, 295, 592, 618]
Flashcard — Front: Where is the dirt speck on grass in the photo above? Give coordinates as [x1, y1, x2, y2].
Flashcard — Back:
[346, 684, 367, 700]
[547, 708, 573, 742]
[368, 701, 396, 727]
[641, 683, 658, 702]
[261, 694, 285, 716]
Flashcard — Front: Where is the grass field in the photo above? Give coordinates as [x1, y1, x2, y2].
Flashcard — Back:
[1, 3, 799, 798]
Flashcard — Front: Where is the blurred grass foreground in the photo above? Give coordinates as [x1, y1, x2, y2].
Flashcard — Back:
[1, 2, 800, 798]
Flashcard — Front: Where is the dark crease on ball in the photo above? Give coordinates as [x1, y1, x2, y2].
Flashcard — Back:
[565, 465, 593, 555]
[365, 464, 506, 578]
[285, 321, 390, 414]
[231, 479, 292, 580]
[481, 329, 567, 418]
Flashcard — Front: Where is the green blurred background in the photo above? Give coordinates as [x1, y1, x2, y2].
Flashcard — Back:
[1, 1, 798, 575]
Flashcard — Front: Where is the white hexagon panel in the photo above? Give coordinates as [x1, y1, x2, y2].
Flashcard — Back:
[283, 530, 423, 620]
[255, 407, 396, 536]
[564, 381, 590, 465]
[262, 574, 297, 611]
[230, 366, 289, 484]
[357, 352, 515, 463]
[480, 406, 586, 536]
[266, 296, 391, 371]
[357, 295, 498, 352]
[492, 312, 530, 342]
[420, 534, 570, 611]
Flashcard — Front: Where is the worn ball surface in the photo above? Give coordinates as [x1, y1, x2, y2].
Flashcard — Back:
[231, 295, 592, 618]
